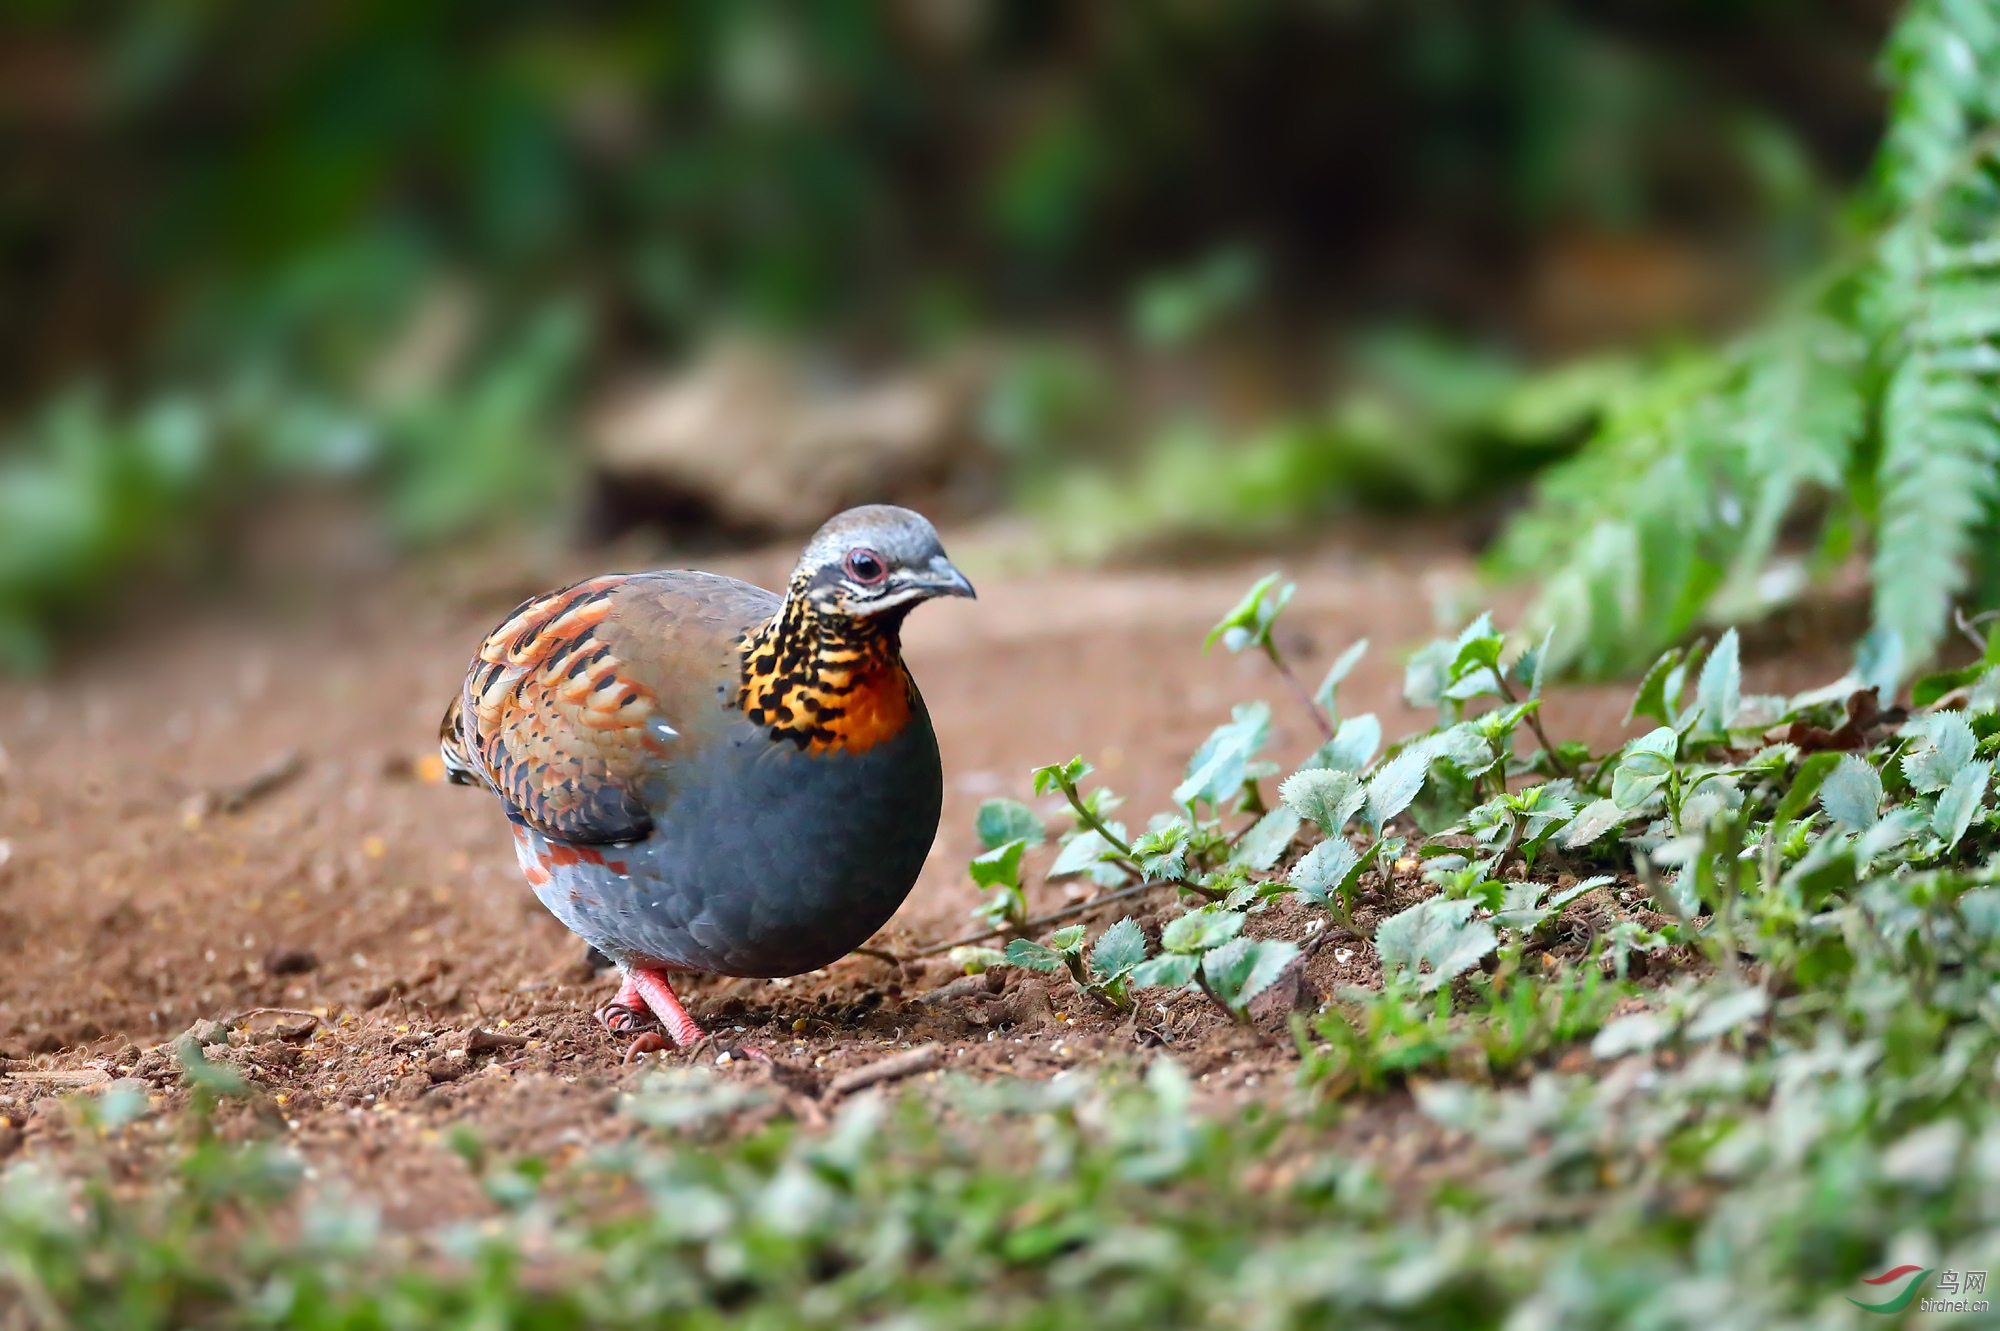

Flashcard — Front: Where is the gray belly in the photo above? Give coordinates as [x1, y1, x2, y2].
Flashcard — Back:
[513, 700, 943, 977]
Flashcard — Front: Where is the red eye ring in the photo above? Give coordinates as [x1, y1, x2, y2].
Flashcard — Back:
[844, 548, 888, 584]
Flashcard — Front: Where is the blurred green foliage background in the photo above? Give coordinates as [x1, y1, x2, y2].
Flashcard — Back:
[0, 0, 1900, 666]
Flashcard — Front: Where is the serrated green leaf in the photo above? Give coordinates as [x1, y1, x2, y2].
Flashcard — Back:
[1279, 768, 1365, 833]
[1625, 648, 1686, 727]
[975, 798, 1046, 851]
[1512, 779, 1577, 837]
[1694, 627, 1741, 736]
[1174, 702, 1272, 809]
[1871, 345, 2000, 676]
[1201, 937, 1300, 1011]
[1160, 908, 1244, 953]
[1303, 714, 1382, 773]
[1403, 637, 1455, 710]
[1854, 805, 1923, 866]
[1447, 612, 1504, 678]
[1287, 836, 1363, 906]
[1223, 878, 1292, 911]
[1522, 626, 1556, 700]
[1973, 666, 2000, 714]
[1048, 829, 1123, 883]
[1492, 881, 1551, 932]
[969, 839, 1025, 890]
[1131, 821, 1191, 882]
[1932, 758, 1992, 851]
[1230, 806, 1301, 871]
[1128, 953, 1199, 990]
[1004, 939, 1066, 972]
[1429, 723, 1498, 776]
[1363, 745, 1432, 830]
[1745, 743, 1799, 774]
[1901, 711, 1976, 793]
[1375, 896, 1496, 994]
[1089, 917, 1147, 980]
[1819, 754, 1883, 831]
[1611, 727, 1679, 809]
[1443, 665, 1503, 701]
[1551, 874, 1615, 909]
[1854, 626, 1905, 701]
[1206, 574, 1293, 653]
[1207, 572, 1280, 648]
[1048, 925, 1087, 951]
[1560, 797, 1625, 848]
[1472, 702, 1538, 746]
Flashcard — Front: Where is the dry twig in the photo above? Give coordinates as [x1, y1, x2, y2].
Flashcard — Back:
[826, 1044, 941, 1096]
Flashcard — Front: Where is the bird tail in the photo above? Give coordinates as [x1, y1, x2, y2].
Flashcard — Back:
[437, 694, 485, 788]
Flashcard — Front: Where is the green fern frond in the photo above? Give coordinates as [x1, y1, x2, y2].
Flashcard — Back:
[1876, 0, 2000, 209]
[1870, 178, 2000, 665]
[1502, 0, 2000, 683]
[1873, 349, 2000, 663]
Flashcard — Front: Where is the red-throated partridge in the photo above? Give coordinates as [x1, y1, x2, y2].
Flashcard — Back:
[440, 506, 973, 1057]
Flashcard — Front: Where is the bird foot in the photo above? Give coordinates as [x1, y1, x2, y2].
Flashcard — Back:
[599, 966, 709, 1057]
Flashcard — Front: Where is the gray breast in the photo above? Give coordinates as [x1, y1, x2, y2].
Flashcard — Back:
[528, 694, 943, 977]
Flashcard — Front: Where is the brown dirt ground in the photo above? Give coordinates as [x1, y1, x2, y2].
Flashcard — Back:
[0, 522, 1858, 1224]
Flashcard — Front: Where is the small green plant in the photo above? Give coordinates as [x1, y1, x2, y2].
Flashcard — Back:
[1123, 906, 1300, 1022]
[969, 797, 1048, 930]
[1299, 981, 1466, 1093]
[1005, 917, 1147, 1010]
[1301, 950, 1626, 1096]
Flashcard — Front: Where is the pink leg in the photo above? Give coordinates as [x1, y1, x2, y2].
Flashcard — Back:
[627, 968, 708, 1049]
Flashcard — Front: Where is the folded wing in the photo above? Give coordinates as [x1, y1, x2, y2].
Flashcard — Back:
[443, 575, 664, 844]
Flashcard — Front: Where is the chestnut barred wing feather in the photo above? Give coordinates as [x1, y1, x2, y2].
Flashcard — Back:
[448, 575, 665, 844]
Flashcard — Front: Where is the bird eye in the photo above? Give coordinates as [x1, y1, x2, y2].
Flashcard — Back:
[844, 549, 887, 584]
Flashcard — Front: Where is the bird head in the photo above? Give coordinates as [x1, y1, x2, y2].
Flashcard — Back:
[789, 505, 976, 621]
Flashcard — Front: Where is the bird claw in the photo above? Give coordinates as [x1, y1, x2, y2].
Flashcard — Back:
[594, 1000, 657, 1036]
[621, 1031, 671, 1064]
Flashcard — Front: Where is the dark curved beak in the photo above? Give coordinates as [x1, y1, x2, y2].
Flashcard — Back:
[864, 556, 977, 617]
[925, 556, 977, 600]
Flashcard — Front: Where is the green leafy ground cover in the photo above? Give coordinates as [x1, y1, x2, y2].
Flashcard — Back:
[10, 583, 2000, 1327]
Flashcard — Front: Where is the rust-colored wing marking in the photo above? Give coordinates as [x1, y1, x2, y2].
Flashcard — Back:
[442, 575, 665, 843]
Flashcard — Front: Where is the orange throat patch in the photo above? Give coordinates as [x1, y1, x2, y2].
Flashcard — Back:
[735, 598, 913, 754]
